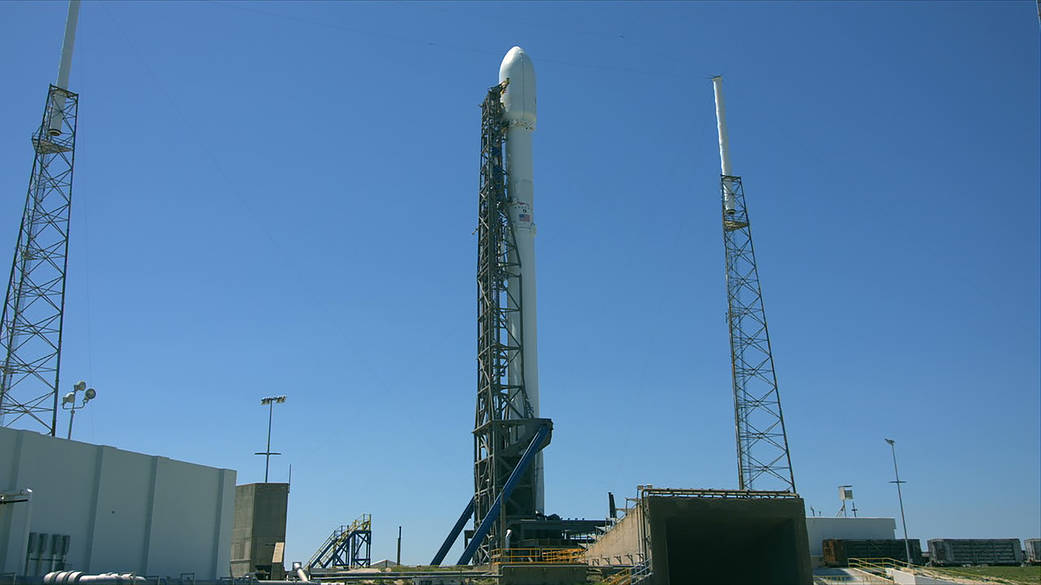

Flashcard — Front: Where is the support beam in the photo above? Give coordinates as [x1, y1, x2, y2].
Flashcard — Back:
[458, 421, 550, 566]
[430, 498, 474, 566]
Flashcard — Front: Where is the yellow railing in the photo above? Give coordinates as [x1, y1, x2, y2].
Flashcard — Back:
[349, 513, 371, 532]
[814, 576, 890, 585]
[848, 557, 912, 573]
[601, 568, 631, 585]
[846, 557, 923, 583]
[490, 547, 585, 565]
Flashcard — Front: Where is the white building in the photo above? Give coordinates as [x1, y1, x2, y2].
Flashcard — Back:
[0, 426, 235, 579]
[805, 517, 897, 558]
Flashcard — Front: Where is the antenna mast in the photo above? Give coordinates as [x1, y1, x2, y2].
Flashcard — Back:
[712, 76, 796, 492]
[0, 0, 82, 435]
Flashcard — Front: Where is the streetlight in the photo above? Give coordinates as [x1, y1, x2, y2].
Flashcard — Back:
[885, 438, 913, 567]
[256, 395, 286, 483]
[61, 381, 96, 440]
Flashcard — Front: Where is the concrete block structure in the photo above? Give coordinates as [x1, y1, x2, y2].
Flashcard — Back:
[0, 426, 235, 579]
[585, 487, 812, 585]
[805, 517, 896, 564]
[230, 483, 289, 579]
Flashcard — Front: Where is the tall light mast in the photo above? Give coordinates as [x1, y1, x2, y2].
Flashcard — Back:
[0, 1, 81, 435]
[712, 76, 796, 492]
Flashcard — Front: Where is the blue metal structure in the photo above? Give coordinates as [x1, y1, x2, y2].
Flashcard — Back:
[431, 498, 474, 566]
[307, 514, 372, 570]
[457, 421, 550, 566]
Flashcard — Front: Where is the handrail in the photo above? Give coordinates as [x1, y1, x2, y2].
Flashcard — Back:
[307, 514, 372, 569]
[489, 547, 585, 565]
[639, 487, 798, 499]
[848, 556, 916, 582]
[600, 568, 630, 585]
[848, 557, 912, 572]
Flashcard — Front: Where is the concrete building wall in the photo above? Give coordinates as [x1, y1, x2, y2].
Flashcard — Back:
[0, 427, 235, 579]
[583, 505, 645, 566]
[230, 483, 288, 579]
[805, 518, 896, 556]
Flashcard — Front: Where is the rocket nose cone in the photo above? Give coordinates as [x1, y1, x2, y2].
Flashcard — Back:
[499, 46, 536, 125]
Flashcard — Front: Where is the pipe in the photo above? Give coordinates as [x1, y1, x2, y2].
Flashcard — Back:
[48, 0, 80, 136]
[56, 0, 80, 90]
[711, 75, 737, 214]
[44, 572, 147, 584]
[292, 561, 310, 582]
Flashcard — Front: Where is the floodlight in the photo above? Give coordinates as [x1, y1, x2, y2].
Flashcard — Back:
[62, 391, 76, 405]
[885, 438, 895, 446]
[84, 388, 96, 402]
[74, 381, 86, 392]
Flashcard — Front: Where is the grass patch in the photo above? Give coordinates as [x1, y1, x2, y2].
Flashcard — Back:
[926, 565, 1041, 585]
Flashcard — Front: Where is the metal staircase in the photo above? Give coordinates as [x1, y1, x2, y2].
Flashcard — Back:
[306, 514, 372, 570]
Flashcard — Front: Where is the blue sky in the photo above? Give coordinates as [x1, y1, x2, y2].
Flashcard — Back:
[1, 0, 1038, 567]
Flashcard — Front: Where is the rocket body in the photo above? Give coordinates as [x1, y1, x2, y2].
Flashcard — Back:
[499, 46, 544, 514]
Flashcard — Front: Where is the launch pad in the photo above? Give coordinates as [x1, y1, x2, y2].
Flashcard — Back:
[2, 13, 826, 582]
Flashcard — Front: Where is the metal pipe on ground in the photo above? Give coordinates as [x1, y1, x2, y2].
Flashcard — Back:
[43, 572, 146, 584]
[291, 562, 310, 583]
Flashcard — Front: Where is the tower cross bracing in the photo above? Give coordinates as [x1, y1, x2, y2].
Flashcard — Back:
[0, 85, 79, 435]
[472, 80, 542, 564]
[721, 174, 796, 492]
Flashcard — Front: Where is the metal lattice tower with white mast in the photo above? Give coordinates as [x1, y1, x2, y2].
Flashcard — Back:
[0, 0, 81, 435]
[712, 76, 796, 492]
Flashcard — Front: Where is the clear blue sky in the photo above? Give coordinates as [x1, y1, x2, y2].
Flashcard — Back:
[1, 0, 1038, 568]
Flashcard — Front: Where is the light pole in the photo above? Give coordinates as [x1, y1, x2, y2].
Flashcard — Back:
[885, 438, 913, 567]
[61, 381, 96, 440]
[256, 395, 286, 482]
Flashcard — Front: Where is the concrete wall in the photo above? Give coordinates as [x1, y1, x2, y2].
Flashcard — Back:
[0, 427, 235, 579]
[805, 517, 896, 556]
[583, 505, 645, 566]
[645, 495, 812, 585]
[583, 492, 812, 585]
[230, 483, 288, 579]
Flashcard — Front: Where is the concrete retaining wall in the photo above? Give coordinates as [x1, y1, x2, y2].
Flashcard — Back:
[583, 491, 812, 585]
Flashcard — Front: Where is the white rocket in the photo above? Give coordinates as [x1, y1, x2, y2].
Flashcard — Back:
[499, 46, 544, 513]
